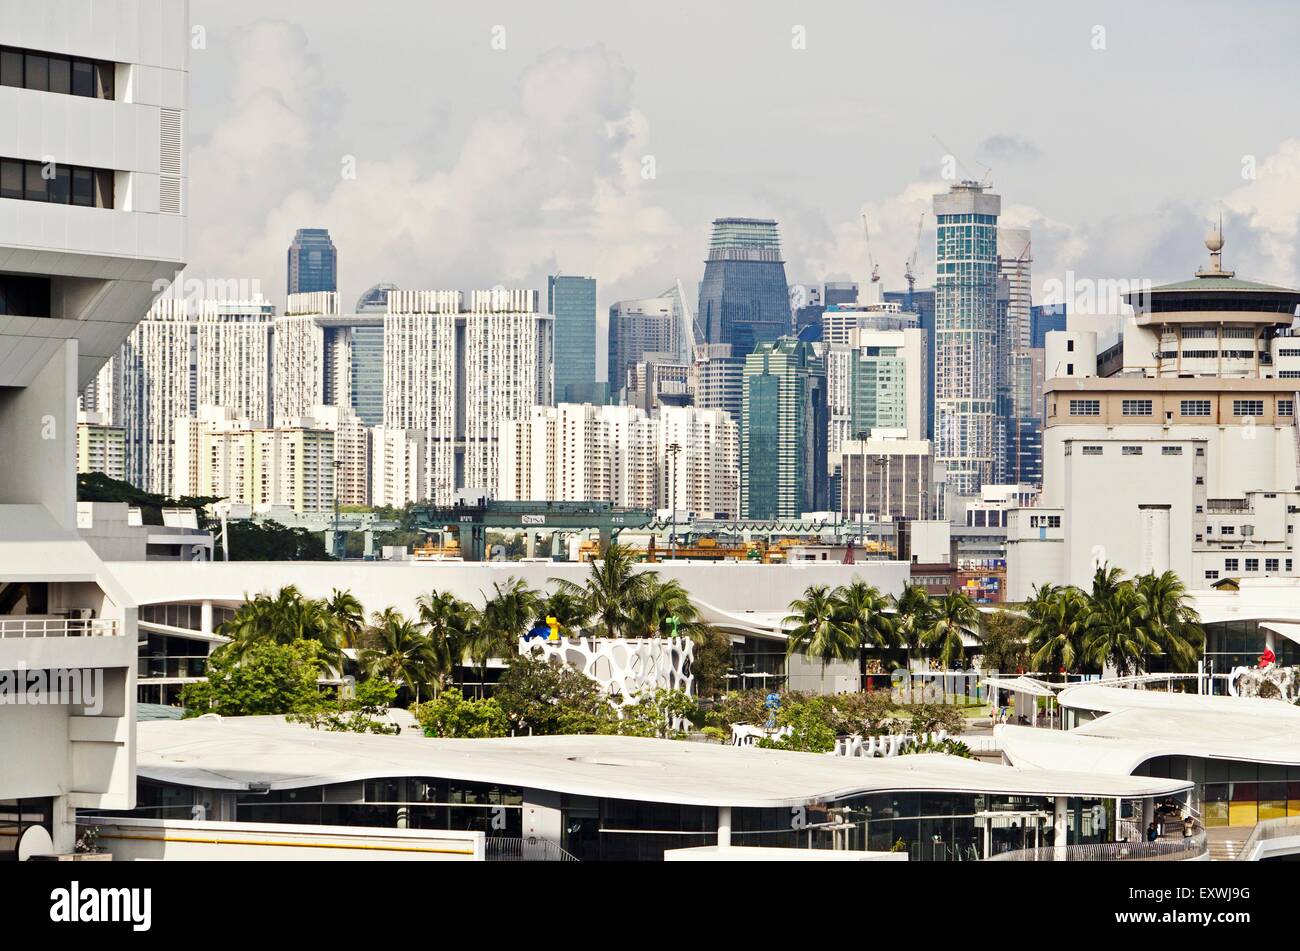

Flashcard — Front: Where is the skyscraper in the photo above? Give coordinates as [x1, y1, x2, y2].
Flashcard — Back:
[933, 182, 1001, 495]
[548, 274, 597, 404]
[697, 218, 791, 360]
[885, 287, 937, 438]
[741, 338, 828, 518]
[273, 292, 385, 427]
[286, 227, 338, 296]
[608, 295, 680, 396]
[996, 228, 1037, 485]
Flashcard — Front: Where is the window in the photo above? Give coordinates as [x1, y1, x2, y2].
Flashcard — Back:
[1122, 399, 1153, 416]
[1245, 558, 1260, 572]
[1081, 445, 1103, 456]
[1069, 399, 1101, 416]
[1181, 400, 1212, 417]
[1266, 559, 1279, 572]
[1225, 559, 1239, 571]
[0, 157, 113, 209]
[1205, 570, 1219, 580]
[1221, 525, 1235, 535]
[1233, 399, 1265, 417]
[1162, 445, 1183, 456]
[1288, 559, 1293, 572]
[1067, 339, 1075, 352]
[1066, 363, 1074, 375]
[0, 45, 114, 99]
[1280, 400, 1294, 417]
[1122, 446, 1143, 456]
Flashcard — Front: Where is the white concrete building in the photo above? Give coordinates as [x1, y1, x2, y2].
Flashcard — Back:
[0, 0, 189, 858]
[1006, 233, 1300, 599]
[498, 403, 737, 515]
[76, 409, 125, 480]
[826, 326, 928, 457]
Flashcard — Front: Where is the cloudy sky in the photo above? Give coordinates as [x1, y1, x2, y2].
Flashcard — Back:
[186, 0, 1300, 374]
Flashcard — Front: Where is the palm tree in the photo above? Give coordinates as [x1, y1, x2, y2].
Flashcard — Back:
[1134, 570, 1204, 672]
[626, 576, 709, 639]
[326, 588, 367, 650]
[473, 578, 541, 695]
[360, 608, 437, 704]
[923, 591, 982, 669]
[416, 590, 477, 693]
[1089, 562, 1127, 605]
[1084, 581, 1160, 676]
[536, 587, 591, 636]
[891, 584, 935, 670]
[216, 585, 344, 672]
[554, 543, 648, 638]
[832, 580, 894, 686]
[1025, 583, 1092, 675]
[784, 584, 857, 665]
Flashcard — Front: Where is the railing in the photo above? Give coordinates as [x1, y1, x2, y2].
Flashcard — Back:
[0, 617, 119, 638]
[138, 655, 209, 679]
[988, 830, 1207, 862]
[484, 836, 578, 862]
[1235, 814, 1300, 861]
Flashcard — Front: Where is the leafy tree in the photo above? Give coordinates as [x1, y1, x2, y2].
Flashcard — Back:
[833, 580, 895, 651]
[535, 587, 590, 635]
[617, 689, 698, 738]
[413, 689, 509, 738]
[472, 578, 541, 694]
[219, 519, 332, 561]
[215, 585, 345, 672]
[554, 543, 649, 638]
[980, 611, 1031, 672]
[690, 627, 733, 699]
[416, 590, 477, 693]
[1083, 578, 1159, 676]
[180, 640, 326, 716]
[290, 678, 400, 735]
[757, 701, 837, 753]
[493, 653, 617, 735]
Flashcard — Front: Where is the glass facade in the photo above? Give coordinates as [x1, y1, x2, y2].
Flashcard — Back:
[349, 324, 385, 426]
[548, 275, 597, 403]
[1138, 754, 1300, 828]
[286, 228, 338, 295]
[697, 218, 791, 361]
[885, 289, 935, 438]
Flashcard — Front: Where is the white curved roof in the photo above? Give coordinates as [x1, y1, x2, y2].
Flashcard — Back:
[1057, 683, 1300, 719]
[137, 717, 1191, 807]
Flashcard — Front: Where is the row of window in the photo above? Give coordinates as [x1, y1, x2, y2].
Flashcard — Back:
[1074, 444, 1196, 457]
[1205, 557, 1290, 580]
[0, 46, 114, 99]
[1066, 397, 1286, 418]
[0, 158, 113, 208]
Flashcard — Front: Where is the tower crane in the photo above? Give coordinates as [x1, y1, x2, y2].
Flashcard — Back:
[861, 214, 881, 302]
[904, 212, 925, 305]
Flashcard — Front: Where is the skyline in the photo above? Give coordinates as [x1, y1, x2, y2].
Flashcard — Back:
[185, 0, 1300, 371]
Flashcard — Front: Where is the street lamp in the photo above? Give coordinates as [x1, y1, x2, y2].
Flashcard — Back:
[666, 441, 682, 560]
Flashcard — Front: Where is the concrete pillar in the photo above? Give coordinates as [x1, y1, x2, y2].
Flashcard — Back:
[1142, 797, 1155, 832]
[717, 806, 732, 848]
[1053, 796, 1069, 858]
[200, 600, 213, 638]
[525, 531, 537, 559]
[51, 795, 76, 854]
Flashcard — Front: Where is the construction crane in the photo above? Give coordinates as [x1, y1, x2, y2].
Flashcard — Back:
[903, 212, 925, 305]
[861, 214, 881, 302]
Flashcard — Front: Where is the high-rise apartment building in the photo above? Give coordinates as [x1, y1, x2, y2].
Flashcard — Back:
[741, 338, 828, 518]
[76, 411, 126, 481]
[885, 287, 937, 438]
[286, 227, 337, 295]
[826, 327, 929, 456]
[0, 0, 189, 853]
[497, 403, 738, 517]
[697, 218, 791, 360]
[382, 288, 553, 503]
[691, 343, 744, 422]
[608, 295, 681, 396]
[933, 182, 1001, 495]
[549, 274, 597, 404]
[274, 291, 385, 426]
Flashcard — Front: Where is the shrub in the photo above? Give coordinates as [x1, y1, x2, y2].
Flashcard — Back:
[413, 689, 509, 738]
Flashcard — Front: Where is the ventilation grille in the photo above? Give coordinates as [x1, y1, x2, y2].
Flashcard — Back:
[159, 108, 183, 215]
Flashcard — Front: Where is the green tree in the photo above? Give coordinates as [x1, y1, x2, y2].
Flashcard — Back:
[416, 590, 477, 693]
[413, 689, 509, 738]
[1083, 579, 1159, 676]
[326, 588, 367, 650]
[979, 610, 1031, 672]
[555, 543, 649, 638]
[215, 585, 344, 672]
[472, 578, 541, 694]
[180, 640, 326, 716]
[923, 591, 982, 669]
[891, 584, 936, 669]
[784, 584, 856, 665]
[1134, 570, 1204, 672]
[359, 608, 437, 704]
[1026, 583, 1093, 674]
[494, 653, 616, 735]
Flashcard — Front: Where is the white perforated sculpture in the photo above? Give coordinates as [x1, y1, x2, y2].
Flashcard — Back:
[517, 635, 695, 712]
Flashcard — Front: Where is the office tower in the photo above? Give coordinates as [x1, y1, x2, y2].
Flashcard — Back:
[108, 295, 275, 493]
[274, 292, 385, 426]
[608, 295, 681, 396]
[622, 356, 691, 411]
[826, 327, 929, 456]
[548, 274, 597, 404]
[933, 182, 1001, 495]
[0, 0, 189, 852]
[383, 288, 553, 503]
[1005, 232, 1300, 599]
[885, 287, 937, 438]
[286, 227, 338, 295]
[497, 403, 738, 517]
[697, 217, 791, 360]
[995, 228, 1033, 484]
[822, 300, 920, 345]
[76, 411, 126, 481]
[690, 343, 744, 422]
[837, 436, 934, 524]
[790, 283, 825, 340]
[823, 281, 860, 308]
[1030, 302, 1068, 348]
[740, 338, 828, 518]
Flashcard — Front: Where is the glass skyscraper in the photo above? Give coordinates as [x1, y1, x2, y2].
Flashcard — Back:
[697, 218, 791, 361]
[933, 183, 1000, 495]
[548, 274, 597, 404]
[740, 338, 828, 518]
[884, 287, 936, 438]
[286, 228, 338, 295]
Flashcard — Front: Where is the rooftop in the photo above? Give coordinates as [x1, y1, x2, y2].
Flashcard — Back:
[137, 716, 1192, 807]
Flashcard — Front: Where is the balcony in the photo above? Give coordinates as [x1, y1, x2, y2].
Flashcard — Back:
[138, 654, 208, 680]
[0, 616, 120, 638]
